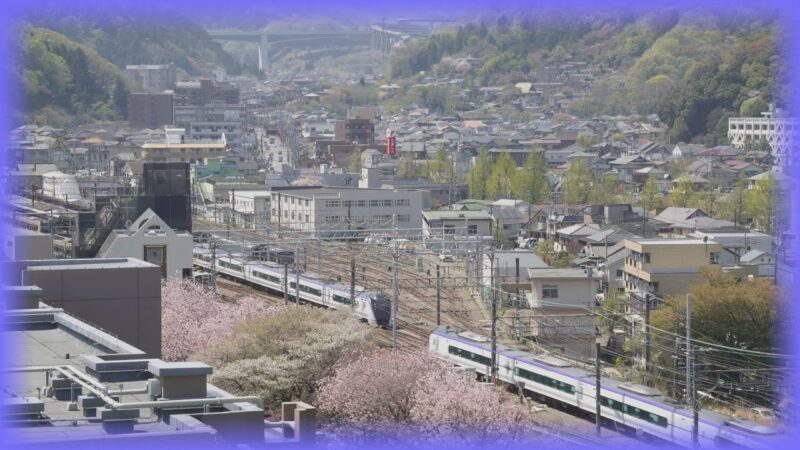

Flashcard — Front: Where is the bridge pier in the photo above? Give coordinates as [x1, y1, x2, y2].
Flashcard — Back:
[259, 33, 269, 72]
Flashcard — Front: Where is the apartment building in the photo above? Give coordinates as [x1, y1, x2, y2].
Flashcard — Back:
[128, 93, 174, 129]
[270, 187, 424, 238]
[125, 64, 177, 93]
[140, 127, 227, 163]
[173, 104, 246, 150]
[623, 238, 722, 297]
[334, 118, 375, 144]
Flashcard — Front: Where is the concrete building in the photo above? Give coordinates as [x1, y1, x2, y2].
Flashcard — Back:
[270, 187, 424, 238]
[125, 64, 177, 93]
[334, 118, 375, 144]
[173, 104, 246, 150]
[140, 128, 227, 163]
[728, 105, 797, 172]
[2, 299, 316, 447]
[230, 190, 271, 228]
[689, 230, 773, 267]
[3, 228, 53, 261]
[480, 250, 548, 299]
[128, 93, 174, 129]
[422, 210, 493, 238]
[6, 257, 162, 357]
[623, 238, 722, 297]
[96, 209, 193, 278]
[173, 79, 239, 106]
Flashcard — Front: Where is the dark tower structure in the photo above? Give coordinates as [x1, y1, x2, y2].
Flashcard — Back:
[139, 162, 192, 232]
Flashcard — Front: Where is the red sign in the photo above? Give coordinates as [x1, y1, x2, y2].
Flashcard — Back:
[387, 136, 396, 156]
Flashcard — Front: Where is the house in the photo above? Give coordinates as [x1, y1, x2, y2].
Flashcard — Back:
[740, 249, 775, 277]
[554, 223, 601, 253]
[96, 209, 193, 278]
[653, 207, 736, 236]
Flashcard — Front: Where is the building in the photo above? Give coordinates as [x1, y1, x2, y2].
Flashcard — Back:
[271, 187, 424, 238]
[334, 118, 375, 144]
[128, 93, 174, 129]
[728, 104, 798, 172]
[230, 190, 271, 228]
[138, 162, 192, 232]
[173, 79, 240, 106]
[2, 294, 316, 447]
[480, 250, 548, 300]
[422, 210, 493, 238]
[653, 207, 736, 237]
[5, 257, 163, 357]
[140, 128, 227, 163]
[125, 64, 177, 93]
[96, 209, 193, 278]
[689, 230, 773, 267]
[3, 228, 53, 260]
[623, 238, 723, 297]
[173, 104, 246, 150]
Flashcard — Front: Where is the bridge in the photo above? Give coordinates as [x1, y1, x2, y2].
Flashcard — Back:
[208, 20, 450, 71]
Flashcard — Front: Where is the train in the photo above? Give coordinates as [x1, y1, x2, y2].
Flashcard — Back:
[429, 325, 782, 449]
[193, 245, 391, 327]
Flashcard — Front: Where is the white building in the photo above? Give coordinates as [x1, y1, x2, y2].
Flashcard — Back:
[173, 104, 246, 150]
[4, 228, 53, 260]
[270, 187, 425, 238]
[728, 105, 798, 172]
[527, 267, 599, 310]
[96, 209, 193, 278]
[230, 190, 271, 228]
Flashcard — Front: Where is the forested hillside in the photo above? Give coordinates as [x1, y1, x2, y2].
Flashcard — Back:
[387, 9, 786, 145]
[17, 26, 129, 126]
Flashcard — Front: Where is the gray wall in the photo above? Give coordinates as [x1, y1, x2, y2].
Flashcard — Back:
[21, 263, 162, 358]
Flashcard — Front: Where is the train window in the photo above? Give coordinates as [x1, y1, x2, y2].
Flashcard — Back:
[514, 367, 575, 395]
[600, 396, 667, 427]
[448, 346, 491, 367]
[332, 294, 352, 306]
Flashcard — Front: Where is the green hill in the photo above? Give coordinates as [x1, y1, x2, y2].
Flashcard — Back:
[17, 26, 128, 126]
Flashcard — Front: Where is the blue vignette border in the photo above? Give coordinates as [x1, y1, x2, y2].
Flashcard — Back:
[0, 0, 798, 449]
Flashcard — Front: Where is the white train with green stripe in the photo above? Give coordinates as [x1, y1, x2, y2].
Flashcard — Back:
[430, 325, 782, 449]
[193, 246, 391, 327]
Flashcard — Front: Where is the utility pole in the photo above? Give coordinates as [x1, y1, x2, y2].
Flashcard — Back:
[595, 331, 602, 437]
[295, 246, 300, 305]
[644, 293, 651, 386]
[490, 247, 497, 382]
[350, 250, 356, 309]
[436, 264, 441, 326]
[687, 292, 700, 447]
[514, 257, 520, 339]
[391, 214, 399, 352]
[283, 261, 289, 305]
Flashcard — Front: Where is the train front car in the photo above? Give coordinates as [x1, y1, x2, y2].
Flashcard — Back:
[367, 292, 392, 328]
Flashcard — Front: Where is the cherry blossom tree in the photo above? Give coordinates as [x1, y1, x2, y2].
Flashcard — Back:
[204, 307, 376, 412]
[316, 350, 540, 447]
[161, 277, 283, 361]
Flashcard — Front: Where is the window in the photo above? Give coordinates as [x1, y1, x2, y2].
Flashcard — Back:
[305, 215, 309, 223]
[356, 200, 366, 207]
[382, 200, 393, 207]
[616, 269, 623, 277]
[305, 199, 310, 207]
[325, 200, 340, 208]
[369, 200, 381, 207]
[253, 271, 280, 284]
[397, 215, 410, 222]
[468, 225, 478, 235]
[326, 216, 340, 224]
[542, 285, 559, 299]
[514, 367, 575, 394]
[448, 346, 491, 366]
[395, 199, 410, 207]
[332, 294, 353, 306]
[643, 253, 651, 264]
[600, 396, 667, 427]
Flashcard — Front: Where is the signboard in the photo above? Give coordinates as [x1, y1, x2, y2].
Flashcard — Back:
[386, 131, 396, 156]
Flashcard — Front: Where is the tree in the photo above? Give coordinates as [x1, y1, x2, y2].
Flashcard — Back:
[486, 151, 517, 199]
[396, 152, 419, 179]
[512, 151, 548, 204]
[348, 150, 362, 173]
[563, 158, 593, 205]
[204, 308, 375, 412]
[641, 174, 661, 214]
[744, 174, 775, 233]
[161, 278, 283, 361]
[316, 350, 536, 446]
[671, 177, 695, 207]
[112, 77, 129, 119]
[423, 147, 453, 184]
[467, 149, 493, 199]
[739, 96, 768, 117]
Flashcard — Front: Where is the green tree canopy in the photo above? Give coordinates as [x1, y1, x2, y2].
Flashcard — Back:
[511, 151, 548, 204]
[467, 149, 493, 200]
[564, 158, 593, 205]
[486, 151, 517, 199]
